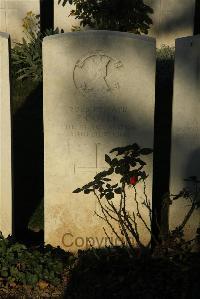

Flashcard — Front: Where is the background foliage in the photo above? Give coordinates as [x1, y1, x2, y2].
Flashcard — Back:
[11, 12, 59, 83]
[58, 0, 153, 34]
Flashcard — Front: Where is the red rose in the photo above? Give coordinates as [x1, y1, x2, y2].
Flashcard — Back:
[130, 176, 137, 185]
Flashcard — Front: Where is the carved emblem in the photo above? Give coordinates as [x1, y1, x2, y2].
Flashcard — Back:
[73, 51, 123, 98]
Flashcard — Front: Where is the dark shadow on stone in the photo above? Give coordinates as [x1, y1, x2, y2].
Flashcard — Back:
[194, 0, 200, 34]
[40, 0, 54, 33]
[12, 83, 44, 246]
[151, 54, 174, 247]
[152, 2, 195, 36]
[184, 148, 200, 224]
[185, 148, 200, 179]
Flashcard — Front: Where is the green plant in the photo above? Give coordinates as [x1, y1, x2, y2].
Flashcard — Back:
[73, 143, 200, 257]
[58, 0, 153, 34]
[73, 143, 153, 252]
[11, 12, 60, 82]
[163, 176, 200, 255]
[156, 45, 175, 84]
[0, 234, 70, 287]
[156, 45, 175, 61]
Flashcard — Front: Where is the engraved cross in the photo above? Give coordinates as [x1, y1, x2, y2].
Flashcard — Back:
[74, 143, 106, 175]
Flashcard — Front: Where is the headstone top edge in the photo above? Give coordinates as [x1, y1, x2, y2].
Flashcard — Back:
[43, 30, 156, 44]
[0, 32, 10, 40]
[175, 34, 200, 44]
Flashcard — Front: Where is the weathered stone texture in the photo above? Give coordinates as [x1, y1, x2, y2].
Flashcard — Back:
[170, 35, 200, 239]
[145, 0, 195, 47]
[43, 31, 155, 251]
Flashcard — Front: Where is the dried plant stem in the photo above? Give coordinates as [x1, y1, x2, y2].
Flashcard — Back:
[178, 203, 196, 231]
[93, 189, 126, 247]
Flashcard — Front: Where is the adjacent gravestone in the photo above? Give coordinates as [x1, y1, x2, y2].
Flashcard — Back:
[43, 31, 156, 251]
[0, 32, 12, 237]
[170, 35, 200, 240]
[0, 0, 40, 43]
[145, 0, 196, 47]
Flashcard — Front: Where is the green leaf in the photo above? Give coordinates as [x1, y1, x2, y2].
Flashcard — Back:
[110, 158, 118, 167]
[105, 154, 112, 165]
[135, 158, 146, 166]
[84, 189, 93, 194]
[114, 187, 122, 194]
[94, 171, 108, 180]
[1, 270, 8, 278]
[105, 192, 114, 200]
[73, 188, 82, 193]
[112, 184, 118, 188]
[115, 167, 121, 174]
[107, 167, 114, 175]
[26, 273, 38, 285]
[140, 148, 153, 155]
[82, 181, 95, 189]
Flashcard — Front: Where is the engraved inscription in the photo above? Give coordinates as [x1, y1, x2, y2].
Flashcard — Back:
[69, 105, 127, 122]
[73, 51, 123, 98]
[65, 125, 132, 138]
[66, 105, 133, 138]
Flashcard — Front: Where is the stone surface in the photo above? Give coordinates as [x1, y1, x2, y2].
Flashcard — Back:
[145, 0, 196, 47]
[0, 0, 39, 43]
[170, 35, 200, 240]
[0, 32, 12, 236]
[43, 31, 155, 251]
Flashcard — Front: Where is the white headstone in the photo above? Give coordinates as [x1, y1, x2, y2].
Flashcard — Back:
[0, 32, 12, 236]
[145, 0, 196, 47]
[170, 35, 200, 239]
[43, 31, 156, 251]
[0, 0, 40, 43]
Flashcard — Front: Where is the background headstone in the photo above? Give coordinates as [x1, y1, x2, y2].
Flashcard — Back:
[54, 1, 80, 32]
[0, 0, 40, 43]
[43, 31, 155, 251]
[170, 35, 200, 239]
[0, 32, 12, 237]
[145, 0, 196, 47]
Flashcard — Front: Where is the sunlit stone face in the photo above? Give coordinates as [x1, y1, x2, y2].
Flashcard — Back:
[170, 35, 200, 240]
[43, 31, 156, 251]
[0, 32, 12, 236]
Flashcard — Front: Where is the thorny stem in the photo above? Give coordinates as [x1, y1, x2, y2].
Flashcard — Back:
[103, 227, 114, 247]
[143, 179, 152, 223]
[176, 181, 200, 232]
[133, 185, 159, 246]
[178, 203, 196, 231]
[93, 189, 126, 247]
[133, 186, 151, 234]
[108, 200, 135, 252]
